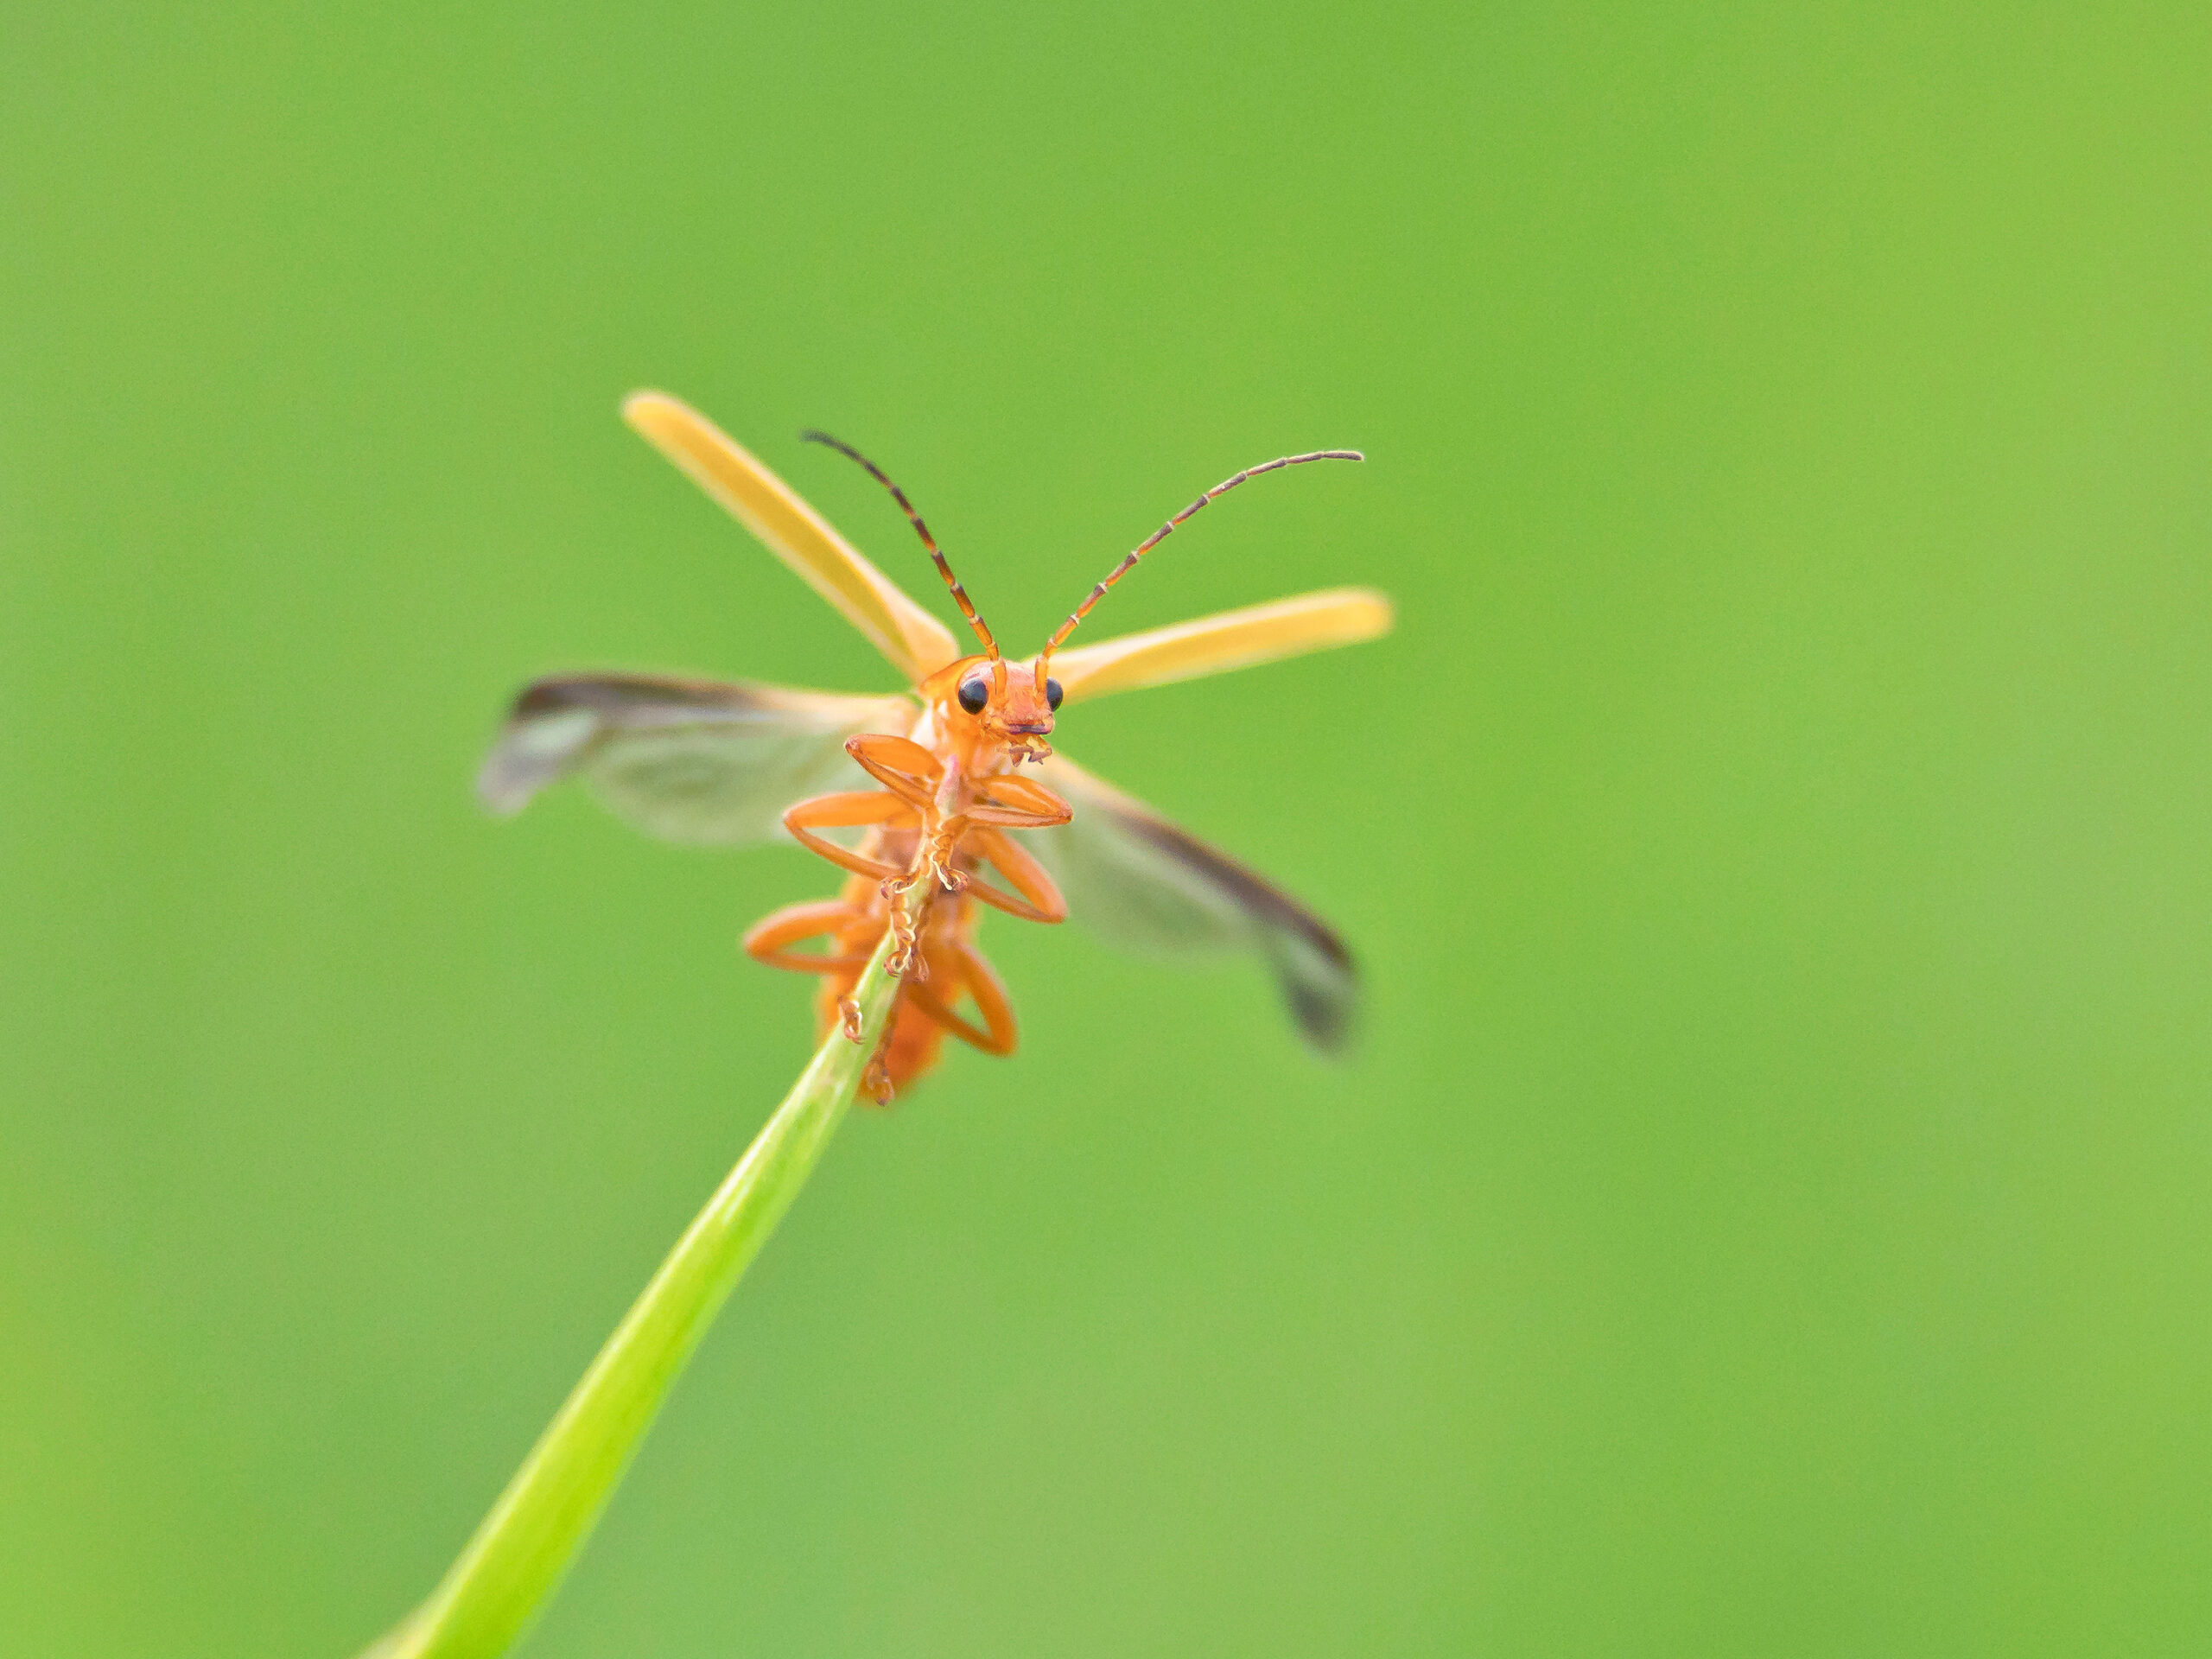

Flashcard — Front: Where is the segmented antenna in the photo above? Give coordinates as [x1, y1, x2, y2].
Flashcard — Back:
[1040, 449, 1364, 661]
[802, 429, 998, 658]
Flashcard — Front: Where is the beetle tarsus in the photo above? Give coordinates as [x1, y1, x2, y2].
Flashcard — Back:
[863, 1054, 896, 1105]
[881, 879, 925, 978]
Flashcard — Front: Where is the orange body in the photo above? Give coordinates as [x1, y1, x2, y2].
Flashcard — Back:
[741, 660, 1063, 1104]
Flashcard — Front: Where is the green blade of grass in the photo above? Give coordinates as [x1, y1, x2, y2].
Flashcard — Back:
[365, 900, 917, 1659]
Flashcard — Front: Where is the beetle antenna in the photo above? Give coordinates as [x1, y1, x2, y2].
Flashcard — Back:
[802, 429, 998, 658]
[1039, 449, 1363, 663]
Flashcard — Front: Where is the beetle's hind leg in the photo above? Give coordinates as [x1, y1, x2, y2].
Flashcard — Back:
[904, 940, 1020, 1057]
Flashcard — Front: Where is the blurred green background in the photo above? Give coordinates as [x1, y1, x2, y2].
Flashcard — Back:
[5, 5, 2211, 1655]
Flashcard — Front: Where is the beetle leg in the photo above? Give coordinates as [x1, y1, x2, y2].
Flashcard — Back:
[957, 826, 1068, 924]
[905, 940, 1020, 1056]
[861, 1047, 896, 1104]
[743, 899, 875, 973]
[846, 733, 943, 808]
[783, 790, 917, 881]
[882, 880, 926, 977]
[966, 773, 1073, 829]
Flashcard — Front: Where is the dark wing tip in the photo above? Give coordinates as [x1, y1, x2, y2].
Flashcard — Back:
[1268, 925, 1359, 1055]
[476, 677, 613, 816]
[1108, 803, 1361, 1056]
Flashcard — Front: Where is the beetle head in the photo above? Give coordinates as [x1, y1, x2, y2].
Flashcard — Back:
[922, 654, 1063, 762]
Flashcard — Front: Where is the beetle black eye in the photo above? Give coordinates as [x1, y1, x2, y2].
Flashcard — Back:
[957, 677, 989, 715]
[1045, 677, 1063, 710]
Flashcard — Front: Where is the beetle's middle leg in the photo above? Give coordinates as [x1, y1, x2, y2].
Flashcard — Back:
[956, 826, 1069, 925]
[783, 790, 918, 882]
[743, 899, 874, 974]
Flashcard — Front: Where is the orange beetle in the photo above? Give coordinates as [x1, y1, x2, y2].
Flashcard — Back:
[480, 394, 1392, 1102]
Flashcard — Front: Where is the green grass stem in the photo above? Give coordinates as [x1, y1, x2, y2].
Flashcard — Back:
[363, 900, 917, 1659]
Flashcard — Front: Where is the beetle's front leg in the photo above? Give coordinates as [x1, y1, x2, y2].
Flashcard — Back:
[846, 731, 970, 899]
[966, 773, 1073, 830]
[846, 733, 943, 809]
